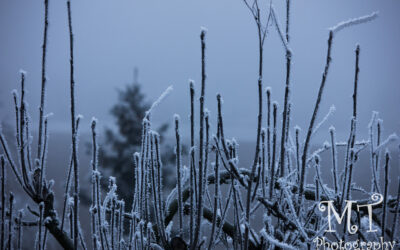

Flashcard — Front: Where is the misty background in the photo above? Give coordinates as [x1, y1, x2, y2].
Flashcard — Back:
[0, 0, 399, 141]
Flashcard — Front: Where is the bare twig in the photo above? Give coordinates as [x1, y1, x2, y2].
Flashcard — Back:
[37, 0, 49, 161]
[67, 1, 79, 248]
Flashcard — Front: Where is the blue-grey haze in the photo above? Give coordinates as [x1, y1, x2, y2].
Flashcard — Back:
[1, 2, 400, 248]
[0, 0, 399, 142]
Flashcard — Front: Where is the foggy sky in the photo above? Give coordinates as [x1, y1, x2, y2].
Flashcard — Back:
[1, 0, 399, 143]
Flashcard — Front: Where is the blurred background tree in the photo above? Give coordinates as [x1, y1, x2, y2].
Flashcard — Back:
[99, 68, 174, 209]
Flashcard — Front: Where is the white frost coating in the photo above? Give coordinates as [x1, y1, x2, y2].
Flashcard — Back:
[200, 26, 208, 33]
[330, 12, 378, 35]
[173, 114, 180, 121]
[68, 197, 74, 206]
[204, 108, 210, 117]
[271, 5, 290, 52]
[19, 69, 27, 75]
[150, 243, 163, 250]
[165, 187, 177, 211]
[313, 105, 336, 137]
[48, 179, 55, 189]
[216, 208, 221, 217]
[44, 216, 52, 224]
[181, 165, 190, 185]
[368, 111, 378, 129]
[165, 221, 173, 239]
[231, 138, 238, 148]
[374, 133, 398, 153]
[150, 130, 160, 138]
[45, 112, 54, 119]
[11, 89, 18, 97]
[92, 170, 101, 177]
[217, 93, 224, 104]
[91, 117, 98, 124]
[145, 85, 173, 117]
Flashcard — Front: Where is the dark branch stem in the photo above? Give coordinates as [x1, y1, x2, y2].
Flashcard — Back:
[299, 31, 333, 212]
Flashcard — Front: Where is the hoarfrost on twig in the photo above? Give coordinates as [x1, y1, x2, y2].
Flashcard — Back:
[145, 85, 173, 118]
[330, 12, 378, 35]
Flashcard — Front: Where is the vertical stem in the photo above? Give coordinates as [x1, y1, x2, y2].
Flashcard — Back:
[144, 136, 151, 232]
[139, 120, 149, 222]
[189, 147, 195, 244]
[232, 183, 242, 248]
[0, 156, 5, 250]
[43, 229, 48, 250]
[154, 135, 166, 246]
[266, 89, 271, 185]
[202, 112, 210, 201]
[261, 130, 266, 198]
[391, 176, 400, 242]
[61, 117, 81, 232]
[341, 118, 354, 206]
[192, 29, 207, 249]
[17, 210, 23, 250]
[149, 134, 163, 246]
[174, 115, 183, 235]
[295, 127, 300, 183]
[369, 114, 379, 193]
[19, 72, 30, 190]
[12, 92, 20, 148]
[90, 161, 98, 250]
[299, 31, 333, 210]
[38, 202, 44, 250]
[269, 103, 278, 199]
[208, 150, 220, 249]
[374, 121, 382, 190]
[91, 119, 105, 250]
[382, 151, 389, 239]
[352, 46, 359, 119]
[69, 206, 73, 239]
[244, 8, 264, 247]
[329, 127, 339, 195]
[67, 1, 79, 248]
[190, 80, 195, 150]
[37, 0, 49, 160]
[39, 117, 49, 196]
[286, 0, 290, 43]
[111, 198, 116, 250]
[344, 45, 360, 203]
[25, 114, 33, 172]
[129, 154, 140, 250]
[8, 193, 14, 250]
[252, 157, 262, 201]
[279, 0, 292, 180]
[118, 201, 124, 250]
[189, 81, 195, 245]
